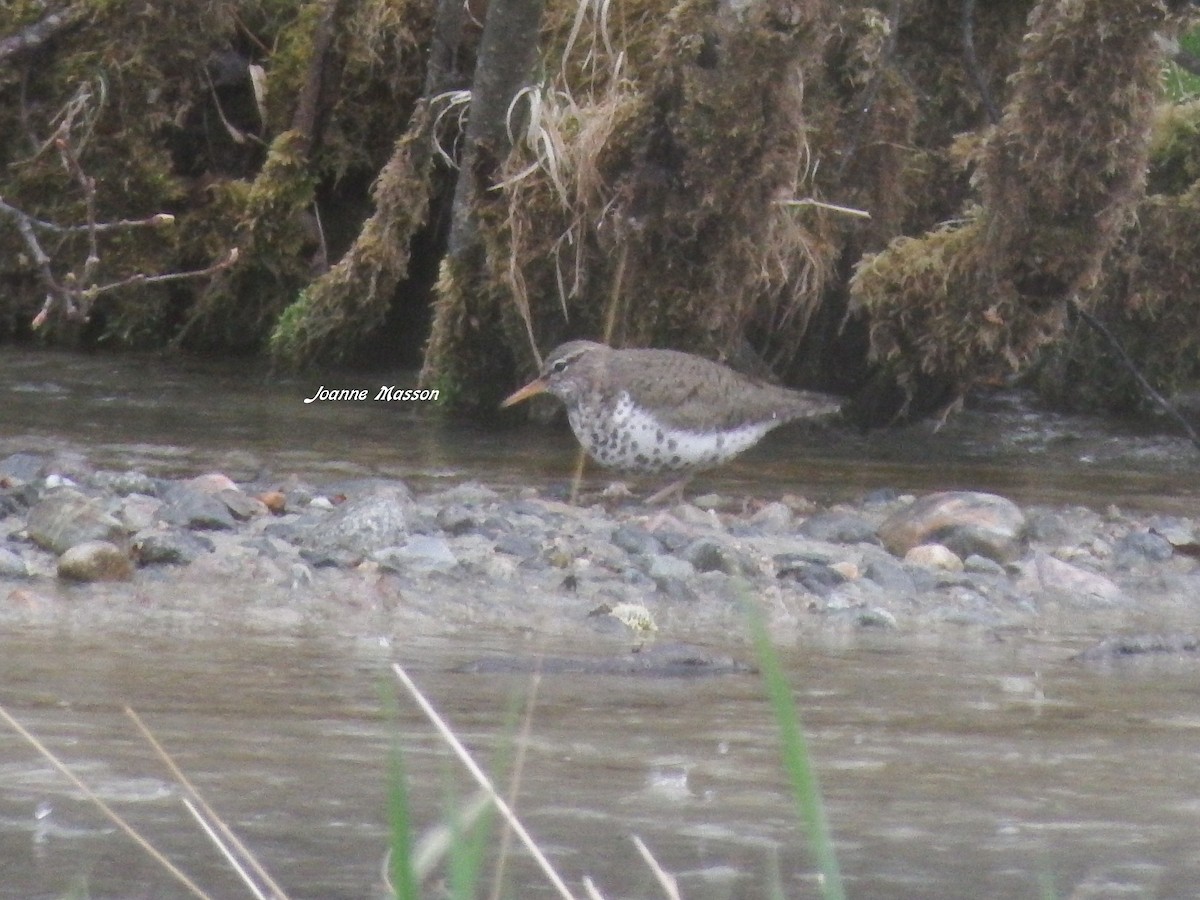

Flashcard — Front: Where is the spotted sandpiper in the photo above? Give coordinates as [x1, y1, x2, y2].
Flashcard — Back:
[501, 340, 841, 501]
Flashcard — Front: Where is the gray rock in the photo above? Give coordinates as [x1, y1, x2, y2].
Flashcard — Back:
[494, 532, 541, 559]
[963, 554, 1006, 576]
[646, 554, 695, 583]
[115, 493, 164, 532]
[294, 485, 412, 563]
[1025, 511, 1072, 545]
[0, 453, 45, 483]
[749, 501, 793, 532]
[91, 470, 160, 496]
[862, 554, 917, 595]
[217, 489, 268, 521]
[161, 484, 238, 531]
[133, 529, 215, 565]
[878, 491, 1026, 563]
[855, 607, 899, 629]
[27, 490, 126, 553]
[58, 540, 133, 582]
[1020, 553, 1125, 606]
[797, 510, 879, 544]
[1114, 530, 1173, 566]
[436, 504, 481, 536]
[611, 525, 663, 557]
[374, 535, 459, 574]
[777, 560, 847, 596]
[0, 546, 29, 578]
[682, 538, 747, 575]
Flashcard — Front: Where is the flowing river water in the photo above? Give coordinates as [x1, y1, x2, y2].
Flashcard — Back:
[1, 347, 1199, 898]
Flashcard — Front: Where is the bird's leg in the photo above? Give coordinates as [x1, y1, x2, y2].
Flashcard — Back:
[645, 474, 693, 506]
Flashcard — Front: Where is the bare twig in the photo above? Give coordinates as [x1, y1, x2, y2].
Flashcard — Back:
[488, 670, 543, 900]
[1067, 299, 1200, 452]
[181, 799, 270, 900]
[126, 707, 290, 900]
[4, 77, 233, 331]
[775, 198, 872, 219]
[411, 790, 494, 879]
[0, 197, 174, 235]
[631, 836, 682, 900]
[85, 249, 239, 298]
[390, 662, 582, 900]
[0, 703, 214, 900]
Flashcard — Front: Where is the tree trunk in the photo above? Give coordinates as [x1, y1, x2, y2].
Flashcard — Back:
[420, 0, 547, 404]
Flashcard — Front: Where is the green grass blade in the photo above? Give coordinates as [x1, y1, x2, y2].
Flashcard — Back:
[387, 744, 419, 900]
[746, 600, 846, 900]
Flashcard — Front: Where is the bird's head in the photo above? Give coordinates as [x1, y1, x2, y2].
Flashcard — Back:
[500, 341, 607, 409]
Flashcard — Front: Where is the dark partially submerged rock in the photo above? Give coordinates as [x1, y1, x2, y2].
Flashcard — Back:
[1076, 633, 1200, 663]
[457, 643, 755, 678]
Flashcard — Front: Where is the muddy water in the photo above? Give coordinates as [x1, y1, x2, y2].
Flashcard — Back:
[2, 348, 1200, 898]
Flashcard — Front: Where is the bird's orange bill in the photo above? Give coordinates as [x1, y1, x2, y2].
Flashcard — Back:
[500, 377, 549, 408]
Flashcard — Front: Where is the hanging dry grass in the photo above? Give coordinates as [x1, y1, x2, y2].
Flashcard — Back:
[473, 0, 842, 389]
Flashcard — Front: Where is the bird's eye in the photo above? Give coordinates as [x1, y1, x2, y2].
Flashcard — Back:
[551, 359, 569, 374]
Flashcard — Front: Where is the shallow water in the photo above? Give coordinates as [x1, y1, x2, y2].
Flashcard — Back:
[3, 631, 1200, 898]
[2, 347, 1200, 897]
[2, 347, 1196, 509]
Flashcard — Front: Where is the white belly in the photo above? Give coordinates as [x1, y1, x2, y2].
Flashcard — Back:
[568, 393, 774, 473]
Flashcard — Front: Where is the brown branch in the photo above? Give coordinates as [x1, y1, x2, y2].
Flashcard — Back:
[54, 135, 100, 282]
[87, 249, 240, 299]
[8, 203, 68, 326]
[0, 199, 174, 235]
